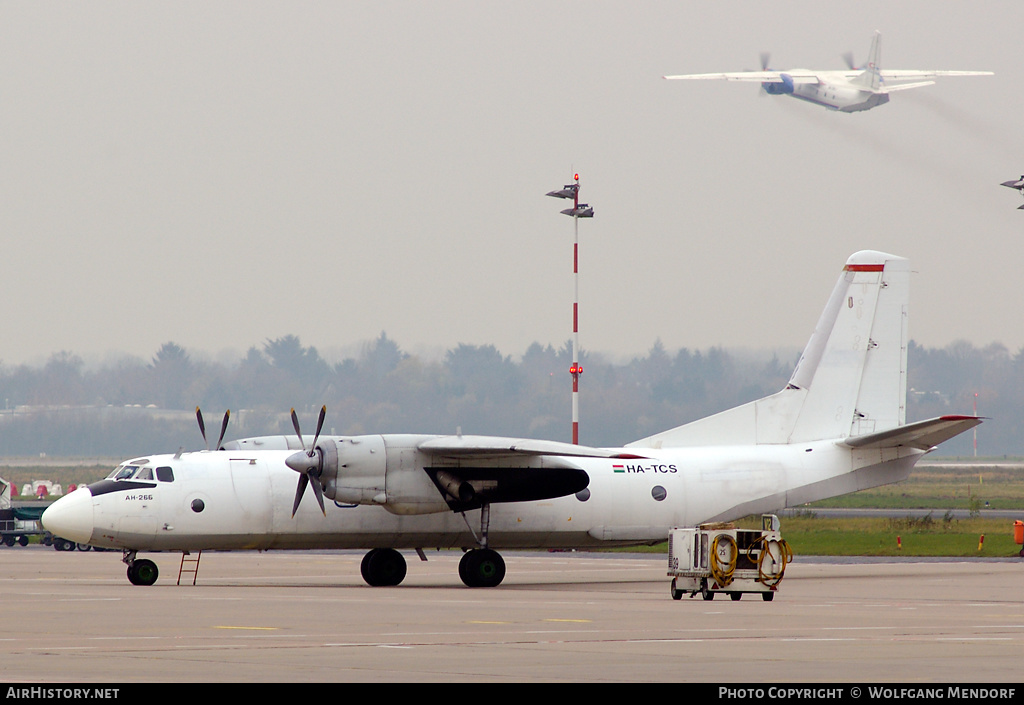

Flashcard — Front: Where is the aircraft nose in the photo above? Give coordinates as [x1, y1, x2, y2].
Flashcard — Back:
[41, 487, 95, 545]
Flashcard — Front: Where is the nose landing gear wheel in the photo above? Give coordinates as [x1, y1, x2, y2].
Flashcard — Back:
[458, 548, 505, 588]
[127, 559, 159, 586]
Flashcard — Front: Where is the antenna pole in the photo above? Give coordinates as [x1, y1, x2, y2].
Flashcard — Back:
[547, 173, 593, 445]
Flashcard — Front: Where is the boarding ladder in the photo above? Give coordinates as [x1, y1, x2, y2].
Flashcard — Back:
[177, 550, 202, 586]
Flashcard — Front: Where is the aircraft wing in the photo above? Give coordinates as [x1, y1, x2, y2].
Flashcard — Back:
[841, 415, 982, 451]
[415, 436, 648, 510]
[417, 435, 645, 459]
[663, 70, 822, 84]
[881, 70, 993, 80]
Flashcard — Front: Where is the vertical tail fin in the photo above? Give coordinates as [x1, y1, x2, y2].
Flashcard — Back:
[627, 250, 909, 448]
[852, 31, 883, 91]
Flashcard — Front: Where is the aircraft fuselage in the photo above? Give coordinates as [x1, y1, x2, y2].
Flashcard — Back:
[766, 73, 890, 112]
[47, 436, 921, 553]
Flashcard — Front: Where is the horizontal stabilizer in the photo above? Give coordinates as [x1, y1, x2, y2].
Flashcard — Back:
[841, 415, 982, 451]
[880, 80, 935, 93]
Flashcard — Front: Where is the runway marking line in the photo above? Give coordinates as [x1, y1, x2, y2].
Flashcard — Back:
[214, 626, 279, 631]
[543, 619, 592, 623]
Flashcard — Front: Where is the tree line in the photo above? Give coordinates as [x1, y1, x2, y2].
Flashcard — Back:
[0, 334, 1016, 458]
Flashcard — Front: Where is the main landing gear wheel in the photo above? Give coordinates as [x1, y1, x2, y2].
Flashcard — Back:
[127, 559, 159, 586]
[459, 548, 506, 588]
[360, 548, 407, 587]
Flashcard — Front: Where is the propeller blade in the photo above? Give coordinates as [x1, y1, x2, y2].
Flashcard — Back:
[196, 407, 207, 449]
[310, 475, 326, 515]
[842, 51, 857, 70]
[760, 51, 771, 70]
[292, 472, 309, 517]
[290, 408, 305, 451]
[311, 405, 326, 452]
[215, 410, 230, 450]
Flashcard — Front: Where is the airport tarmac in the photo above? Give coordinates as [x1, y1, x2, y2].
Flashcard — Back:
[1, 546, 1023, 684]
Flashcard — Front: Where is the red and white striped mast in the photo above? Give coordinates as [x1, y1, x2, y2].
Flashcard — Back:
[547, 173, 594, 444]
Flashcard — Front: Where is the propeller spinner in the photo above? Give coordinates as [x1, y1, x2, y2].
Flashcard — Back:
[286, 405, 327, 517]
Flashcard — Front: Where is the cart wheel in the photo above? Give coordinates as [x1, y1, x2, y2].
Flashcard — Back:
[670, 578, 683, 600]
[730, 592, 742, 601]
[762, 592, 775, 602]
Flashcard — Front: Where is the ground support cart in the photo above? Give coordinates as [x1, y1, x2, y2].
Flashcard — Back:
[0, 505, 49, 547]
[667, 514, 792, 601]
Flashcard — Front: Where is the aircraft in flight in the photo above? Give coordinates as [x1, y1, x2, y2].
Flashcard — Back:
[41, 250, 980, 588]
[1000, 176, 1024, 209]
[664, 31, 993, 113]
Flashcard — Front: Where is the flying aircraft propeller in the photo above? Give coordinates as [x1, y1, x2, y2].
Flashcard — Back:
[196, 407, 230, 451]
[286, 405, 327, 517]
[756, 52, 773, 97]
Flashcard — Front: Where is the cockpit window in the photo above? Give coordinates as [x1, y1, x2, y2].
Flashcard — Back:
[107, 463, 165, 481]
[108, 465, 139, 480]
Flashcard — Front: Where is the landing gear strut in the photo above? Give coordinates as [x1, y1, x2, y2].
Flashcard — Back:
[123, 550, 159, 586]
[458, 503, 506, 588]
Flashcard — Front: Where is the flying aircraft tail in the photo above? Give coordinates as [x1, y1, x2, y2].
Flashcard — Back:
[852, 31, 883, 91]
[627, 250, 909, 449]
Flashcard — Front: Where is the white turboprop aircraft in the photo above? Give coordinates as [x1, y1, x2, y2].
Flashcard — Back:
[664, 31, 992, 113]
[42, 250, 980, 588]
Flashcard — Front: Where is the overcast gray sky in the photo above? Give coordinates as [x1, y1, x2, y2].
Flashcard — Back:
[1, 2, 1020, 367]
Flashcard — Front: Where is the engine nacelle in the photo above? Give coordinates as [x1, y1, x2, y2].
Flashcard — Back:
[318, 436, 387, 506]
[762, 73, 795, 95]
[315, 435, 452, 515]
